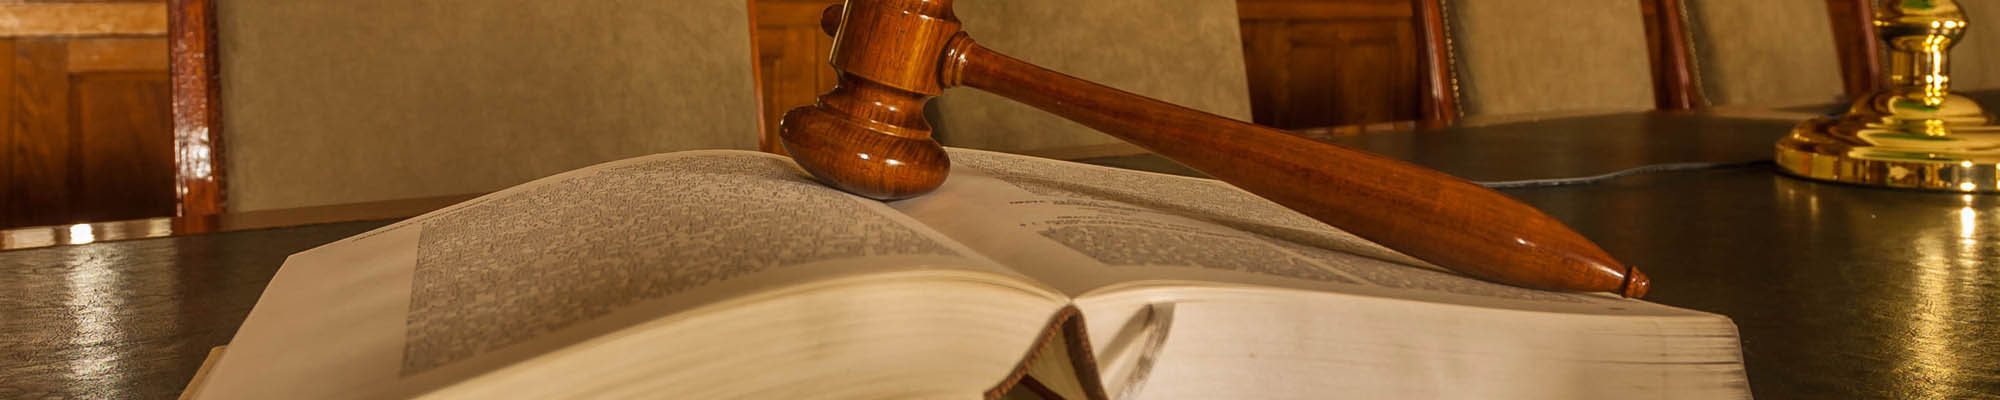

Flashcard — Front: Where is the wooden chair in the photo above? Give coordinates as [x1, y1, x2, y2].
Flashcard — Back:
[171, 0, 763, 224]
[1241, 0, 1696, 128]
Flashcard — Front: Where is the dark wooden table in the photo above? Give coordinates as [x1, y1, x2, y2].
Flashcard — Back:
[5, 112, 1997, 399]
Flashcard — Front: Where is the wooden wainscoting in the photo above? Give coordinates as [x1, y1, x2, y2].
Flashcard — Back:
[751, 0, 841, 155]
[1, 2, 172, 229]
[1237, 0, 1428, 130]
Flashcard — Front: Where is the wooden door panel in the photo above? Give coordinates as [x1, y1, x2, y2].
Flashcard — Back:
[1239, 0, 1422, 129]
[1241, 21, 1291, 127]
[9, 39, 73, 227]
[0, 39, 12, 228]
[72, 72, 173, 223]
[2, 33, 170, 229]
[1281, 20, 1417, 127]
[752, 0, 840, 155]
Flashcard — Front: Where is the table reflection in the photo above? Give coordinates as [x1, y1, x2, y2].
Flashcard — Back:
[1770, 174, 1998, 399]
[0, 221, 390, 398]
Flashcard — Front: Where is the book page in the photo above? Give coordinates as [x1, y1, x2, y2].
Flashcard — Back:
[893, 149, 1742, 400]
[196, 151, 1026, 400]
[894, 149, 1682, 315]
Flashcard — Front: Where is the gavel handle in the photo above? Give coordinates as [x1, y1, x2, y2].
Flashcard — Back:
[939, 37, 1649, 297]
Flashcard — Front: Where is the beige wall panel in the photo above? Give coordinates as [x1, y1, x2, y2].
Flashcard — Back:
[1450, 0, 1655, 116]
[931, 0, 1254, 156]
[220, 0, 760, 211]
[1687, 0, 1845, 106]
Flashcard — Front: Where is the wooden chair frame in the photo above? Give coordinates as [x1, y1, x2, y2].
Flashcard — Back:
[1642, 0, 1701, 110]
[1435, 0, 1702, 116]
[1415, 0, 1460, 126]
[1643, 0, 1885, 108]
[1829, 0, 1882, 97]
[168, 0, 225, 229]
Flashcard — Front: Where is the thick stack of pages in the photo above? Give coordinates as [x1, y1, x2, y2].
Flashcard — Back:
[186, 149, 1749, 399]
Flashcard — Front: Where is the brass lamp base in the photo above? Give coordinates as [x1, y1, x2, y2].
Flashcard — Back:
[1776, 92, 2000, 193]
[1776, 0, 2000, 193]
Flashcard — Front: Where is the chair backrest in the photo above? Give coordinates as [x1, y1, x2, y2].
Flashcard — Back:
[1952, 0, 2000, 91]
[927, 0, 1254, 158]
[1447, 0, 1657, 117]
[1682, 0, 1846, 107]
[194, 0, 761, 212]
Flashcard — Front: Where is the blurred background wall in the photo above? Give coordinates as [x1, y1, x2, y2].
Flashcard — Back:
[8, 0, 2000, 228]
[218, 0, 761, 212]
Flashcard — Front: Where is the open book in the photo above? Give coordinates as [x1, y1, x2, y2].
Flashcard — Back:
[186, 149, 1749, 399]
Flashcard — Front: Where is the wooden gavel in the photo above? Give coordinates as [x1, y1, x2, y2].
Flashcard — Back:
[780, 0, 1649, 298]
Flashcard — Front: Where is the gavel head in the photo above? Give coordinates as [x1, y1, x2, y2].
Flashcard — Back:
[779, 0, 965, 200]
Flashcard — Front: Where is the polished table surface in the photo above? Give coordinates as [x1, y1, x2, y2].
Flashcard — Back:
[5, 112, 1998, 399]
[1087, 112, 1798, 182]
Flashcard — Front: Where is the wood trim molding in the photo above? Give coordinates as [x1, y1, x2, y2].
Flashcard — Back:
[1414, 0, 1460, 126]
[0, 3, 168, 37]
[1294, 120, 1419, 138]
[1642, 0, 1702, 110]
[66, 38, 169, 72]
[168, 0, 225, 230]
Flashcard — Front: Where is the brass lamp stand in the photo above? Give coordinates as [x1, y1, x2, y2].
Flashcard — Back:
[1778, 0, 2000, 192]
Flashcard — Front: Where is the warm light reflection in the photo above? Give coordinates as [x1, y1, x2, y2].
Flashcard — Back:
[63, 245, 155, 389]
[1786, 174, 1989, 397]
[1960, 207, 1978, 240]
[66, 224, 95, 245]
[1908, 230, 1959, 393]
[182, 132, 214, 181]
[1904, 202, 1987, 396]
